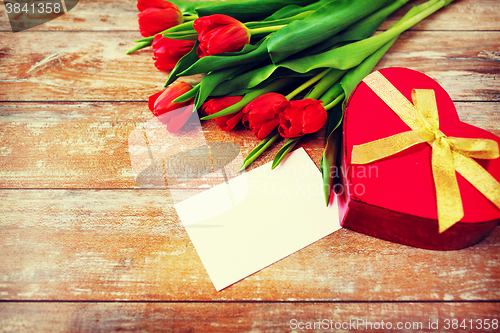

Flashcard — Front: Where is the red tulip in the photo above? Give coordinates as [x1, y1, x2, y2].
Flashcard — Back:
[242, 93, 289, 140]
[202, 96, 244, 131]
[137, 0, 183, 37]
[152, 35, 195, 71]
[149, 82, 194, 133]
[193, 14, 251, 58]
[277, 99, 327, 138]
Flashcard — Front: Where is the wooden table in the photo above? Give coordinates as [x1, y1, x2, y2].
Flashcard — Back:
[1, 0, 499, 331]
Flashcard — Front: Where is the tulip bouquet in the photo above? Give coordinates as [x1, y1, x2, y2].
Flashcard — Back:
[128, 0, 456, 204]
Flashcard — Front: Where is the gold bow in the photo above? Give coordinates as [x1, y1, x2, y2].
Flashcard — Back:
[351, 71, 500, 233]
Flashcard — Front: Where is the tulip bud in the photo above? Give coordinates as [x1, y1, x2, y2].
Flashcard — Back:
[202, 96, 245, 131]
[277, 99, 327, 138]
[193, 14, 251, 58]
[149, 82, 194, 133]
[152, 35, 195, 71]
[137, 0, 183, 37]
[242, 93, 289, 140]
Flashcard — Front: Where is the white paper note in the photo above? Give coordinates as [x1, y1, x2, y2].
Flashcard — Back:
[174, 148, 341, 291]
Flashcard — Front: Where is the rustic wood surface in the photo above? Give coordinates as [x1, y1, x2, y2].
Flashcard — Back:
[1, 0, 499, 332]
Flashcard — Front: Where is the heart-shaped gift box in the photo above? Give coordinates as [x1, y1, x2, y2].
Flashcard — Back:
[338, 67, 500, 250]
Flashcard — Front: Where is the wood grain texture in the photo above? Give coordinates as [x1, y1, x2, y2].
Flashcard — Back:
[1, 189, 500, 301]
[0, 0, 140, 31]
[1, 0, 499, 330]
[0, 102, 498, 188]
[1, 302, 499, 332]
[381, 0, 500, 31]
[1, 31, 499, 102]
[0, 0, 499, 32]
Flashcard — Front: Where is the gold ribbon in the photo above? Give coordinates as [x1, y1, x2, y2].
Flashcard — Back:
[351, 71, 500, 233]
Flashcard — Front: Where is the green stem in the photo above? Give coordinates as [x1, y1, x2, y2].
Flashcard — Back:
[200, 77, 293, 120]
[126, 41, 151, 54]
[306, 69, 346, 100]
[238, 131, 281, 172]
[133, 21, 196, 43]
[285, 68, 333, 100]
[249, 25, 286, 35]
[271, 137, 302, 170]
[319, 82, 343, 105]
[183, 14, 198, 21]
[324, 93, 345, 111]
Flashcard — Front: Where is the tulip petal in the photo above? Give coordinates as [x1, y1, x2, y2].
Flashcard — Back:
[193, 14, 244, 33]
[242, 93, 288, 139]
[166, 104, 195, 133]
[148, 90, 165, 113]
[206, 25, 250, 55]
[153, 36, 195, 71]
[202, 96, 244, 131]
[138, 7, 183, 37]
[278, 99, 327, 138]
[301, 101, 327, 134]
[137, 0, 179, 12]
[194, 14, 250, 57]
[150, 82, 193, 117]
[257, 119, 280, 140]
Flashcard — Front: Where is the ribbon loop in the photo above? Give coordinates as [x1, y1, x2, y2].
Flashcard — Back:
[352, 71, 500, 233]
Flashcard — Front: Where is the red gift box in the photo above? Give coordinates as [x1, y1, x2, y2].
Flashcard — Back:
[338, 67, 500, 250]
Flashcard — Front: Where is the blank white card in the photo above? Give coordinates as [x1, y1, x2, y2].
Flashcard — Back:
[174, 148, 341, 291]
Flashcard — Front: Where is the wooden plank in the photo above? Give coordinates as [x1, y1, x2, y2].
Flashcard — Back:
[0, 302, 499, 333]
[381, 0, 500, 31]
[0, 0, 499, 32]
[0, 102, 498, 189]
[0, 32, 190, 102]
[0, 101, 318, 188]
[1, 189, 499, 301]
[0, 102, 149, 188]
[374, 31, 500, 102]
[0, 0, 139, 32]
[1, 31, 499, 102]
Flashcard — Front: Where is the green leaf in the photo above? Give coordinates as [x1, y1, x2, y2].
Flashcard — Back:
[279, 0, 453, 74]
[320, 35, 400, 205]
[180, 38, 270, 76]
[194, 66, 245, 109]
[201, 77, 294, 120]
[263, 0, 329, 21]
[164, 41, 200, 87]
[195, 0, 318, 21]
[169, 0, 250, 14]
[245, 11, 313, 30]
[267, 0, 392, 63]
[218, 64, 277, 93]
[238, 131, 281, 172]
[340, 36, 398, 101]
[297, 0, 410, 57]
[325, 96, 345, 138]
[320, 126, 342, 205]
[272, 137, 302, 169]
[210, 63, 322, 97]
